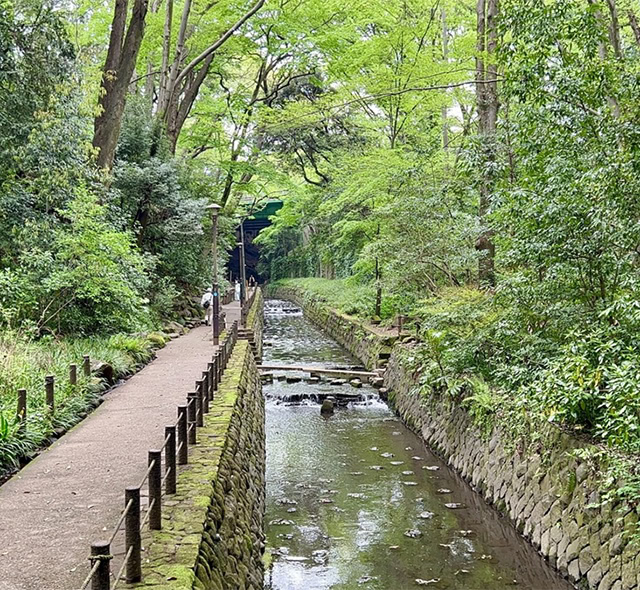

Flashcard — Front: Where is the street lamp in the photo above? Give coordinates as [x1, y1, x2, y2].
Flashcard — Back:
[206, 203, 222, 345]
[237, 218, 247, 304]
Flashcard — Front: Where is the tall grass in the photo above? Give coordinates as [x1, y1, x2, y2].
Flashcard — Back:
[0, 331, 165, 475]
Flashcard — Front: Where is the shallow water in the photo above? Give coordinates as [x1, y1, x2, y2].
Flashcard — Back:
[263, 300, 571, 590]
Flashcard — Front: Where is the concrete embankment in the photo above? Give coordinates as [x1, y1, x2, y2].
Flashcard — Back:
[270, 285, 640, 590]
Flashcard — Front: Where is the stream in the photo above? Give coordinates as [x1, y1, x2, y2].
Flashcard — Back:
[262, 299, 572, 590]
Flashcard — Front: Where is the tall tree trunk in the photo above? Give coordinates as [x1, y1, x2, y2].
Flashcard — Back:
[93, 0, 149, 170]
[629, 10, 640, 46]
[160, 0, 266, 153]
[588, 0, 621, 117]
[475, 0, 499, 287]
[157, 0, 174, 110]
[441, 8, 449, 151]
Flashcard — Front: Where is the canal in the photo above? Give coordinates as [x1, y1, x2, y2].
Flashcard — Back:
[262, 299, 572, 590]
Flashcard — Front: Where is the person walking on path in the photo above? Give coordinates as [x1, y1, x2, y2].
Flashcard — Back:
[234, 280, 241, 301]
[201, 287, 213, 325]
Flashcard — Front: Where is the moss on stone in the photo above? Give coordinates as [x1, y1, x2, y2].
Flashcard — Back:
[129, 338, 265, 590]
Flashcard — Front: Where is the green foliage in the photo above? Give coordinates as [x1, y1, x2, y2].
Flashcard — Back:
[272, 278, 381, 319]
[0, 330, 163, 472]
[0, 189, 150, 334]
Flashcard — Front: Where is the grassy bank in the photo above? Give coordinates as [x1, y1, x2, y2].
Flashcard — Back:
[0, 330, 169, 475]
[273, 278, 640, 507]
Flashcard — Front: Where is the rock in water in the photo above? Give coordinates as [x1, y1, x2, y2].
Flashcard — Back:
[320, 399, 334, 415]
[350, 379, 363, 388]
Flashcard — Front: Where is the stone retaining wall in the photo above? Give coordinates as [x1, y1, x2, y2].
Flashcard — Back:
[385, 349, 640, 590]
[273, 286, 640, 590]
[132, 339, 265, 590]
[270, 286, 395, 369]
[246, 288, 264, 360]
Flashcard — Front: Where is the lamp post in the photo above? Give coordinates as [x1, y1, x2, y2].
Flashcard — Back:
[238, 220, 247, 304]
[206, 203, 222, 345]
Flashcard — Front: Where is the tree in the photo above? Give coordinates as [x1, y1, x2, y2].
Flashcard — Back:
[475, 0, 499, 286]
[155, 0, 266, 151]
[93, 0, 149, 170]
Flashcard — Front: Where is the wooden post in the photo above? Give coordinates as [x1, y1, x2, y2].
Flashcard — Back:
[177, 406, 188, 465]
[164, 426, 176, 495]
[45, 376, 55, 412]
[148, 450, 162, 530]
[195, 382, 204, 427]
[90, 541, 111, 590]
[17, 389, 27, 430]
[69, 364, 77, 386]
[187, 394, 197, 445]
[124, 487, 141, 583]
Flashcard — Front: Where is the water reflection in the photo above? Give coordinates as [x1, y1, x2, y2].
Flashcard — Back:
[264, 300, 571, 590]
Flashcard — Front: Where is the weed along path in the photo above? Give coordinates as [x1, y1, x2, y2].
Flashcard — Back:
[0, 302, 240, 590]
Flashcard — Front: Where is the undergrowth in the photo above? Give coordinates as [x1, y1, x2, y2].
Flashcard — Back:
[0, 330, 167, 474]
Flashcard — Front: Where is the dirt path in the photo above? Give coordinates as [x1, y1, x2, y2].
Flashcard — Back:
[0, 303, 240, 590]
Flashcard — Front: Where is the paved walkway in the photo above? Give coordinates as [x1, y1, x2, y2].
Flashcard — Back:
[0, 302, 240, 590]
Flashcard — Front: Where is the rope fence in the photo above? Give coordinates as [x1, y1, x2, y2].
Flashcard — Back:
[77, 320, 240, 590]
[15, 355, 93, 430]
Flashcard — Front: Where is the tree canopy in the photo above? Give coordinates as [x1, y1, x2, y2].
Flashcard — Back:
[3, 0, 640, 461]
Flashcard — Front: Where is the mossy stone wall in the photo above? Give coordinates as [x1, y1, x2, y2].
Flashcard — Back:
[131, 339, 265, 590]
[274, 286, 640, 590]
[385, 349, 640, 590]
[270, 286, 394, 369]
[246, 288, 264, 360]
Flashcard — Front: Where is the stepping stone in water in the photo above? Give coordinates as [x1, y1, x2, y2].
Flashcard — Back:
[348, 493, 367, 499]
[370, 447, 379, 451]
[423, 465, 439, 471]
[320, 498, 334, 504]
[405, 446, 413, 450]
[412, 456, 423, 461]
[350, 471, 364, 476]
[312, 550, 328, 564]
[402, 470, 415, 476]
[418, 511, 434, 519]
[445, 502, 465, 509]
[370, 465, 384, 470]
[390, 461, 404, 466]
[381, 452, 394, 458]
[415, 579, 441, 586]
[403, 482, 418, 486]
[436, 488, 452, 494]
[269, 519, 295, 526]
[404, 529, 423, 538]
[287, 508, 297, 513]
